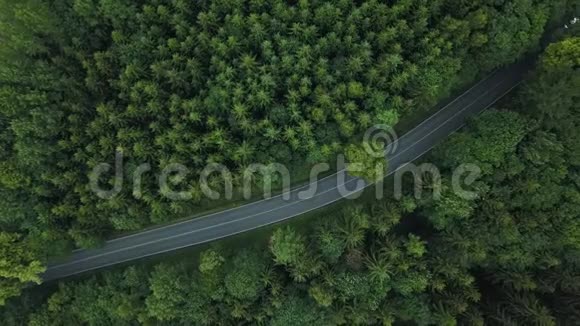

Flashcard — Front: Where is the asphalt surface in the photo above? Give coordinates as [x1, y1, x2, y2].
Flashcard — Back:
[43, 60, 530, 282]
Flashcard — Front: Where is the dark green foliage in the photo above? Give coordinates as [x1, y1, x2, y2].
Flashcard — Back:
[0, 0, 558, 256]
[270, 293, 325, 326]
[0, 0, 576, 317]
[5, 35, 577, 324]
[224, 249, 268, 301]
[433, 110, 528, 174]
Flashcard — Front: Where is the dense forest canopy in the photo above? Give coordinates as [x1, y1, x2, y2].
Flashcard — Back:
[2, 35, 579, 325]
[0, 0, 578, 312]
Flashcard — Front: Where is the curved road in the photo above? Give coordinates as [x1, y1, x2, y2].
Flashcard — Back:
[43, 61, 530, 282]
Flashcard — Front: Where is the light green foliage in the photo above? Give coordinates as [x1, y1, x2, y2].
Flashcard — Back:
[199, 249, 225, 274]
[0, 233, 45, 305]
[405, 234, 427, 258]
[345, 142, 387, 183]
[309, 285, 334, 307]
[270, 227, 307, 266]
[541, 37, 580, 69]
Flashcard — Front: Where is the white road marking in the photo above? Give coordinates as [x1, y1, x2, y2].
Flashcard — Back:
[48, 73, 512, 272]
[101, 70, 499, 245]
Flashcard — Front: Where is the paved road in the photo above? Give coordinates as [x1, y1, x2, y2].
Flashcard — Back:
[42, 60, 530, 282]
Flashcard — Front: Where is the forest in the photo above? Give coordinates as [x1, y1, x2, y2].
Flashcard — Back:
[2, 34, 579, 325]
[0, 0, 578, 318]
